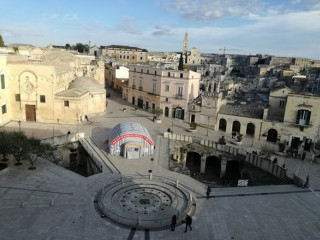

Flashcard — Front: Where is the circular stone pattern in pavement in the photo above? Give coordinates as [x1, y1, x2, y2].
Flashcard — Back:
[97, 178, 194, 229]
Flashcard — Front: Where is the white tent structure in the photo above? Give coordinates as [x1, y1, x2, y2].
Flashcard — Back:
[108, 122, 154, 159]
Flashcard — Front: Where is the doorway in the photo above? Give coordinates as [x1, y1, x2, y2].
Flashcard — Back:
[25, 105, 36, 121]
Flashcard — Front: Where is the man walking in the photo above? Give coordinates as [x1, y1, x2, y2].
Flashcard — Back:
[184, 215, 192, 232]
[206, 186, 211, 199]
[170, 215, 177, 231]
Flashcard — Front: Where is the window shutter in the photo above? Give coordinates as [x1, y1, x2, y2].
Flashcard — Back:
[1, 75, 5, 89]
[306, 110, 311, 125]
[181, 109, 185, 120]
[296, 110, 301, 124]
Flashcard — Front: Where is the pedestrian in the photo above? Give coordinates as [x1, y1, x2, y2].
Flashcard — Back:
[184, 215, 192, 232]
[302, 152, 306, 161]
[167, 128, 171, 133]
[67, 130, 71, 134]
[206, 186, 211, 199]
[170, 215, 177, 231]
[272, 158, 278, 164]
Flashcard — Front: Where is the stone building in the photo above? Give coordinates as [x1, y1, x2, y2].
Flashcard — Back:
[188, 80, 227, 126]
[215, 86, 320, 148]
[105, 65, 129, 92]
[101, 45, 148, 64]
[122, 65, 200, 121]
[0, 49, 106, 126]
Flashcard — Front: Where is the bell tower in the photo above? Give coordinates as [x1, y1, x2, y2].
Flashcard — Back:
[182, 32, 188, 54]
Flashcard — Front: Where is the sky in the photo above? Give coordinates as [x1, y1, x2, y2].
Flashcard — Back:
[0, 0, 320, 59]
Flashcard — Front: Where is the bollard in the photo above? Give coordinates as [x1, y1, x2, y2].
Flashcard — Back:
[176, 179, 179, 187]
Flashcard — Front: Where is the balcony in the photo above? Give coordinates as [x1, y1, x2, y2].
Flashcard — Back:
[175, 94, 183, 99]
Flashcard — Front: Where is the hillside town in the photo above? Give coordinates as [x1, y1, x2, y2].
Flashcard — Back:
[1, 30, 320, 239]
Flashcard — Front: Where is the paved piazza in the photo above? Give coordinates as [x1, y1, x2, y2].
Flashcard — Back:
[1, 90, 320, 239]
[97, 177, 194, 229]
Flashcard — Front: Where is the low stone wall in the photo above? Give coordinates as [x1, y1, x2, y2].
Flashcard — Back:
[163, 132, 192, 143]
[245, 153, 286, 178]
[41, 133, 85, 146]
[199, 139, 287, 179]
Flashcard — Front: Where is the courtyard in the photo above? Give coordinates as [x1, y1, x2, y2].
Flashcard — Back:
[0, 90, 320, 239]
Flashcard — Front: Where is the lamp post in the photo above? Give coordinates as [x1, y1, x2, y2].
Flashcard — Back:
[18, 120, 21, 132]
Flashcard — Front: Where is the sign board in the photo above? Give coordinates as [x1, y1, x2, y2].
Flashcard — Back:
[238, 179, 249, 187]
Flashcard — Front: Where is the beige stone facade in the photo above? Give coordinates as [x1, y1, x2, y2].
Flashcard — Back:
[123, 65, 200, 120]
[101, 45, 148, 64]
[215, 87, 320, 149]
[0, 49, 106, 126]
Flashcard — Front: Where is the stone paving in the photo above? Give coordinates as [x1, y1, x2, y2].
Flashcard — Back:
[1, 88, 320, 239]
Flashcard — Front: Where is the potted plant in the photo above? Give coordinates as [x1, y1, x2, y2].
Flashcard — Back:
[188, 122, 197, 132]
[154, 108, 163, 123]
[233, 133, 243, 145]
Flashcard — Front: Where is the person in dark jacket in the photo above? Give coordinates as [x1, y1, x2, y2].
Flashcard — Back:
[206, 186, 211, 199]
[170, 215, 177, 231]
[184, 215, 192, 232]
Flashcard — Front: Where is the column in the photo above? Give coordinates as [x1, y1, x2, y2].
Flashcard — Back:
[220, 159, 227, 178]
[200, 155, 207, 174]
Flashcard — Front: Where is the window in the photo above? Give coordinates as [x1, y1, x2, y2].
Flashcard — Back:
[140, 57, 143, 60]
[139, 80, 142, 87]
[141, 69, 143, 73]
[154, 71, 157, 76]
[168, 72, 171, 77]
[296, 109, 311, 125]
[165, 98, 169, 102]
[132, 56, 135, 59]
[40, 95, 46, 103]
[279, 100, 286, 108]
[0, 74, 5, 89]
[153, 82, 156, 93]
[177, 86, 183, 96]
[127, 56, 129, 59]
[165, 85, 170, 92]
[1, 104, 7, 114]
[134, 68, 136, 72]
[180, 73, 183, 78]
[64, 101, 69, 107]
[147, 70, 149, 74]
[15, 94, 21, 102]
[120, 55, 122, 59]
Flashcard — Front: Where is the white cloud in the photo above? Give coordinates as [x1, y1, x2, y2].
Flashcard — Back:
[64, 13, 78, 20]
[169, 0, 264, 21]
[152, 25, 175, 36]
[117, 15, 143, 35]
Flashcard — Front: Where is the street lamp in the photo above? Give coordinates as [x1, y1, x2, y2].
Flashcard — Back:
[18, 120, 21, 132]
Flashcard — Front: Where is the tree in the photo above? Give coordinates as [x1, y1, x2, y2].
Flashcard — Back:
[178, 53, 183, 70]
[73, 43, 89, 53]
[26, 139, 52, 170]
[9, 131, 30, 165]
[65, 43, 71, 50]
[13, 46, 19, 53]
[154, 107, 163, 119]
[0, 34, 4, 47]
[0, 131, 11, 161]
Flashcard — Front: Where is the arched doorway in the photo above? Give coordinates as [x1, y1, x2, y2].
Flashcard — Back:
[224, 160, 241, 182]
[205, 156, 221, 177]
[267, 129, 278, 142]
[219, 118, 227, 132]
[246, 123, 255, 137]
[232, 121, 241, 133]
[186, 152, 201, 175]
[164, 107, 169, 117]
